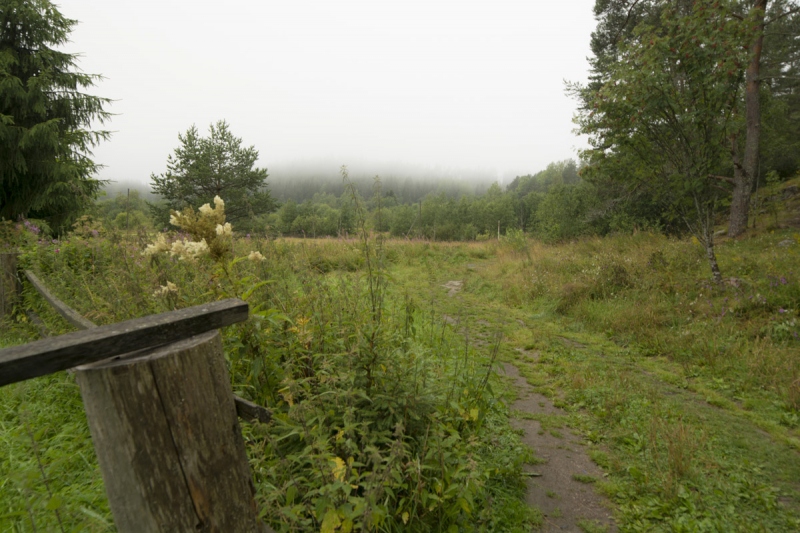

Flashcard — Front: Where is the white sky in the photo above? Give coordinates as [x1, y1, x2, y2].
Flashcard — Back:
[56, 0, 598, 185]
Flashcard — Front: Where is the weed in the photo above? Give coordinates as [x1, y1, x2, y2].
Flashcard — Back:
[577, 518, 609, 533]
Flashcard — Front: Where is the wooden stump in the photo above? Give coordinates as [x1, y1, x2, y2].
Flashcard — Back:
[75, 330, 262, 533]
[0, 253, 20, 319]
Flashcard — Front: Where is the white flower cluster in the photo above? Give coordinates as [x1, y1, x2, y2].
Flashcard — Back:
[152, 281, 178, 297]
[169, 239, 210, 261]
[171, 195, 226, 230]
[144, 234, 170, 256]
[144, 196, 226, 261]
[216, 222, 233, 236]
[198, 196, 225, 218]
[248, 251, 265, 262]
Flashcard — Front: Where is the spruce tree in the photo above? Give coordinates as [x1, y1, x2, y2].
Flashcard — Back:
[0, 0, 110, 231]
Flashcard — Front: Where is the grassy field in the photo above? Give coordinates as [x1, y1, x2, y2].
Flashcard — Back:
[1, 178, 799, 532]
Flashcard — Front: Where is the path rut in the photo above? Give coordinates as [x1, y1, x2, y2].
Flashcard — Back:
[503, 362, 616, 532]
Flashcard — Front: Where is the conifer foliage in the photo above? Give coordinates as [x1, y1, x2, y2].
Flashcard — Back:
[0, 0, 110, 231]
[150, 120, 276, 229]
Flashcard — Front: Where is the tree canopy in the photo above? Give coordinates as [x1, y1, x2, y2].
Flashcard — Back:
[575, 0, 754, 281]
[0, 0, 110, 232]
[150, 120, 276, 230]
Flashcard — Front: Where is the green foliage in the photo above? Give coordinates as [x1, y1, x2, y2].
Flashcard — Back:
[0, 0, 111, 232]
[4, 187, 539, 531]
[256, 156, 681, 243]
[95, 189, 153, 231]
[575, 0, 756, 279]
[149, 120, 276, 230]
[0, 374, 112, 532]
[535, 184, 593, 243]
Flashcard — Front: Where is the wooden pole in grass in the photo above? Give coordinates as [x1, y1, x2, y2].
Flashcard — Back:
[0, 253, 20, 319]
[74, 330, 264, 533]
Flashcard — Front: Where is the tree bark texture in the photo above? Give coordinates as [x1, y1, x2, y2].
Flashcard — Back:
[75, 330, 262, 533]
[0, 253, 20, 319]
[703, 224, 723, 284]
[729, 0, 768, 238]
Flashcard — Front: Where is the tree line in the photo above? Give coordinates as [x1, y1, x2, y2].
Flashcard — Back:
[3, 0, 799, 282]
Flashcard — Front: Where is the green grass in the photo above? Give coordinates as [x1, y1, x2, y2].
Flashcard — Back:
[388, 181, 800, 531]
[2, 178, 799, 531]
[0, 373, 112, 532]
[577, 518, 609, 533]
[2, 221, 542, 532]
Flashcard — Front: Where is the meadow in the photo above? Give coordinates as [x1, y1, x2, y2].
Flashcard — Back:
[1, 178, 800, 532]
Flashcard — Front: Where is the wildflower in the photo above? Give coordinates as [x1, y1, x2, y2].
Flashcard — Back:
[152, 281, 178, 297]
[169, 239, 186, 258]
[183, 239, 210, 260]
[144, 233, 170, 256]
[214, 195, 224, 209]
[199, 203, 213, 215]
[216, 222, 232, 236]
[169, 214, 179, 226]
[779, 308, 787, 314]
[248, 251, 265, 262]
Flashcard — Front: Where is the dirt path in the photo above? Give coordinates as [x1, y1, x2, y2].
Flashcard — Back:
[503, 362, 616, 532]
[440, 279, 616, 531]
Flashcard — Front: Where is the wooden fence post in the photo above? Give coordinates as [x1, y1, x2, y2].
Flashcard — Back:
[74, 330, 264, 533]
[1, 253, 20, 319]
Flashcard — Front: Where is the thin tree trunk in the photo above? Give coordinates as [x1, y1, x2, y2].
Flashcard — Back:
[703, 222, 723, 284]
[729, 0, 768, 237]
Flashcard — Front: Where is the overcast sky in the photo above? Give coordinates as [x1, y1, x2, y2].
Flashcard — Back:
[57, 0, 598, 185]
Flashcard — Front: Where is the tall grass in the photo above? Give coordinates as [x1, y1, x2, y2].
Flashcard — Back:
[1, 199, 539, 531]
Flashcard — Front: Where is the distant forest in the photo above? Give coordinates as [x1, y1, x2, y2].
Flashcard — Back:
[95, 158, 675, 242]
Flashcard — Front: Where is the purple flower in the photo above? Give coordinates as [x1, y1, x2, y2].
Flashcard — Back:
[779, 309, 786, 313]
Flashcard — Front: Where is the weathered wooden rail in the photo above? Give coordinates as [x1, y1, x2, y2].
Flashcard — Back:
[0, 254, 274, 532]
